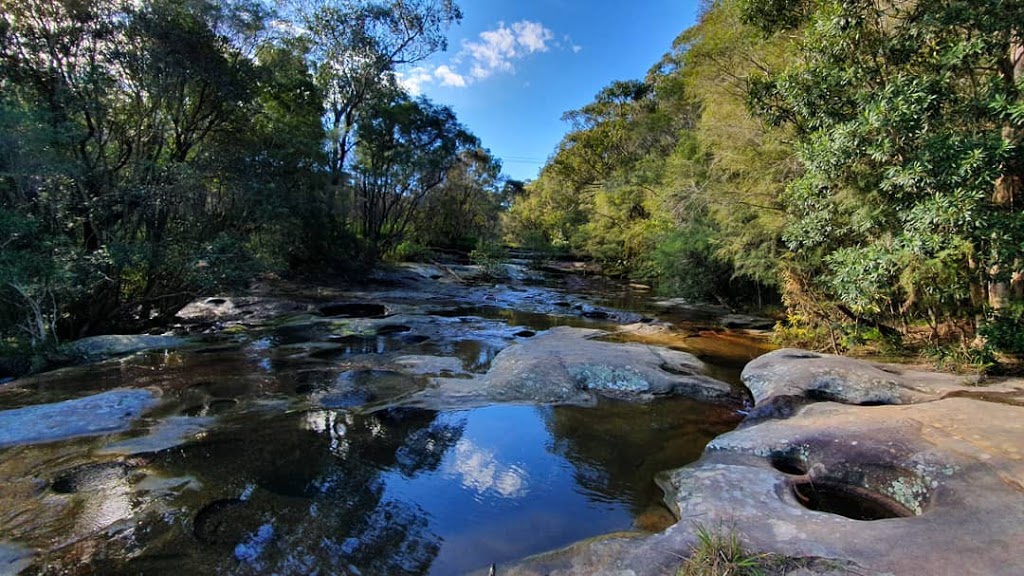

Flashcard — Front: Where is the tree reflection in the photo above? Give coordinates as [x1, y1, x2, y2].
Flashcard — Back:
[85, 406, 464, 575]
[543, 397, 741, 516]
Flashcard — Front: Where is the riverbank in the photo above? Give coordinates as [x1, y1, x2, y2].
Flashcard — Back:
[499, 350, 1024, 576]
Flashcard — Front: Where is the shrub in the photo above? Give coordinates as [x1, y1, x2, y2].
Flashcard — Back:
[980, 304, 1024, 356]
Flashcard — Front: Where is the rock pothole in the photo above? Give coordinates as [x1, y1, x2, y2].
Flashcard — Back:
[791, 479, 915, 521]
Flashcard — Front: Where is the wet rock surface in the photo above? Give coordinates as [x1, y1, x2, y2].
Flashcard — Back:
[396, 326, 744, 410]
[0, 389, 160, 447]
[65, 335, 187, 358]
[502, 352, 1024, 576]
[0, 261, 769, 575]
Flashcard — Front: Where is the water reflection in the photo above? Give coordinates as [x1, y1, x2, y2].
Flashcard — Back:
[1, 271, 762, 574]
[449, 438, 530, 498]
[544, 397, 743, 516]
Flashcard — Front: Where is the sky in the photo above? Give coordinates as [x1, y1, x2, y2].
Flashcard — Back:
[397, 0, 703, 182]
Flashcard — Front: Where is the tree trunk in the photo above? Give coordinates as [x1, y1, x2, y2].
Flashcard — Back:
[989, 39, 1024, 309]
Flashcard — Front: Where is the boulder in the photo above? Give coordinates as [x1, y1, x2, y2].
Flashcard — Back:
[0, 389, 160, 447]
[395, 326, 743, 410]
[66, 334, 187, 359]
[741, 348, 980, 417]
[175, 296, 309, 325]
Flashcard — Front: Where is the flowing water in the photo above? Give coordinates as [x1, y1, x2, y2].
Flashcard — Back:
[0, 268, 768, 575]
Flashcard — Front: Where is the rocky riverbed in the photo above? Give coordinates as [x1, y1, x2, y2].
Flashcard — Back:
[4, 262, 1017, 575]
[0, 262, 768, 574]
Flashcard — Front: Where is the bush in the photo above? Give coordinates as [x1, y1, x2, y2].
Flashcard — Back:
[924, 343, 996, 375]
[391, 240, 435, 263]
[678, 524, 776, 576]
[980, 304, 1024, 356]
[469, 240, 508, 278]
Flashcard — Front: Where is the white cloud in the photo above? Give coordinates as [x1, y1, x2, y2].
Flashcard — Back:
[572, 44, 582, 54]
[397, 19, 563, 92]
[434, 64, 467, 88]
[396, 67, 434, 95]
[462, 20, 555, 80]
[512, 21, 553, 53]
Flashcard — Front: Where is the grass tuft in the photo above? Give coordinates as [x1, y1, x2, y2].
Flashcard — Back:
[677, 524, 776, 576]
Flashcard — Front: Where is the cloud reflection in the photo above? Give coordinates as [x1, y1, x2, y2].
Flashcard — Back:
[448, 439, 528, 498]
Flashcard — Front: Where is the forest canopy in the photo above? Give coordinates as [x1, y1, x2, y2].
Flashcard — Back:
[4, 0, 1024, 364]
[0, 0, 506, 347]
[506, 0, 1024, 357]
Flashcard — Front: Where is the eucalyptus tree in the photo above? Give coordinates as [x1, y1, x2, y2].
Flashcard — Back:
[350, 94, 477, 259]
[281, 0, 461, 189]
[742, 0, 1024, 332]
[412, 147, 504, 251]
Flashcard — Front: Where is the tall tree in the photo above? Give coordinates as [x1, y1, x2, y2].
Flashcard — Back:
[351, 94, 477, 258]
[284, 0, 461, 188]
[743, 0, 1024, 332]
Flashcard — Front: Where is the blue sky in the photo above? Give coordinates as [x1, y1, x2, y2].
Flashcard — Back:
[397, 1, 703, 182]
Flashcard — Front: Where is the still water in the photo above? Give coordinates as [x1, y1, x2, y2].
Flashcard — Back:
[0, 276, 755, 575]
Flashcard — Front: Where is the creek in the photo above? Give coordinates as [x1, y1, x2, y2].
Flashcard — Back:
[0, 264, 772, 575]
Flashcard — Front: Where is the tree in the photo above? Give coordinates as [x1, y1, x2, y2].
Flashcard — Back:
[412, 147, 504, 251]
[743, 0, 1024, 334]
[351, 94, 477, 259]
[284, 0, 461, 186]
[0, 0, 331, 340]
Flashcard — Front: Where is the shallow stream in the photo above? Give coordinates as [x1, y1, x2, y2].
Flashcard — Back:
[0, 266, 770, 575]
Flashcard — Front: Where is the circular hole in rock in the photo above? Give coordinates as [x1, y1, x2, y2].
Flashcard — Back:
[319, 303, 388, 318]
[193, 498, 264, 546]
[792, 480, 915, 521]
[770, 452, 808, 476]
[208, 398, 238, 414]
[582, 310, 610, 319]
[51, 462, 129, 494]
[205, 298, 227, 306]
[514, 330, 536, 338]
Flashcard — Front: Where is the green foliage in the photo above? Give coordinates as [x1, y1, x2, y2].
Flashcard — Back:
[652, 226, 731, 301]
[925, 343, 997, 375]
[352, 94, 479, 258]
[508, 0, 786, 306]
[391, 240, 435, 263]
[0, 0, 478, 349]
[0, 209, 79, 345]
[772, 313, 834, 351]
[411, 148, 505, 252]
[980, 304, 1024, 356]
[744, 0, 1024, 331]
[678, 524, 777, 576]
[469, 240, 509, 279]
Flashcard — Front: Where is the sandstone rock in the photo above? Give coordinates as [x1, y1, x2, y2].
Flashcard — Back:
[175, 296, 309, 325]
[389, 355, 465, 376]
[0, 389, 160, 447]
[396, 326, 743, 410]
[502, 351, 1024, 576]
[741, 348, 981, 417]
[66, 334, 187, 358]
